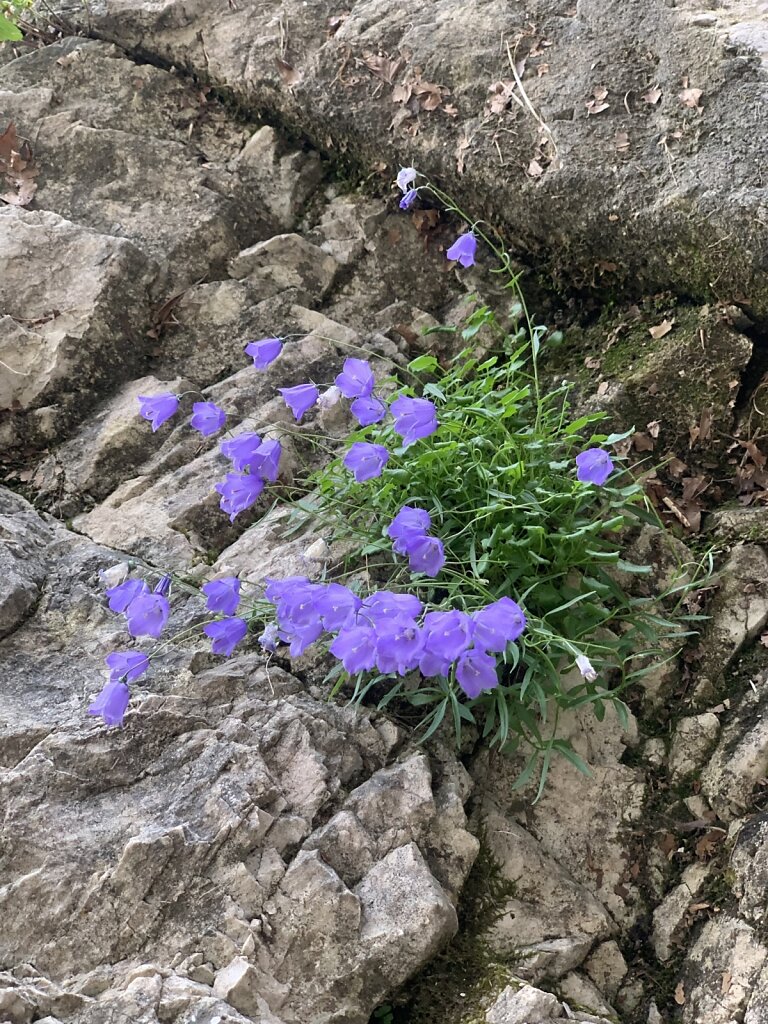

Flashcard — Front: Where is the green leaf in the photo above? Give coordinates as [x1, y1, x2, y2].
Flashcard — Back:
[408, 354, 440, 373]
[0, 12, 23, 39]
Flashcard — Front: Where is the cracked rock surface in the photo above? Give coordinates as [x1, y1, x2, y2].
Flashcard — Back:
[3, 17, 768, 1024]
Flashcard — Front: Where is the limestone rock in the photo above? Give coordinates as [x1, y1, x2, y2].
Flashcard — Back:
[0, 207, 154, 451]
[668, 712, 721, 783]
[228, 233, 340, 301]
[696, 543, 768, 680]
[486, 984, 561, 1023]
[234, 125, 324, 231]
[682, 915, 767, 1024]
[652, 862, 711, 961]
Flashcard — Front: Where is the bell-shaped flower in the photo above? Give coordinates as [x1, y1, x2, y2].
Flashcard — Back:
[472, 597, 526, 652]
[138, 393, 179, 431]
[390, 396, 438, 446]
[105, 651, 149, 684]
[215, 472, 264, 522]
[456, 649, 499, 698]
[575, 448, 614, 486]
[204, 616, 248, 657]
[279, 383, 319, 422]
[446, 231, 478, 268]
[190, 401, 227, 436]
[89, 679, 131, 727]
[335, 358, 375, 399]
[202, 577, 241, 616]
[245, 337, 283, 369]
[343, 442, 390, 482]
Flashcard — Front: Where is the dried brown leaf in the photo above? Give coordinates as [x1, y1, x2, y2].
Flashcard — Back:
[642, 84, 662, 105]
[615, 130, 630, 152]
[674, 982, 686, 1006]
[392, 82, 412, 104]
[0, 122, 38, 208]
[649, 318, 673, 339]
[633, 432, 655, 452]
[275, 58, 301, 88]
[679, 84, 703, 111]
[527, 158, 544, 178]
[586, 86, 609, 115]
[647, 419, 661, 439]
[362, 52, 405, 85]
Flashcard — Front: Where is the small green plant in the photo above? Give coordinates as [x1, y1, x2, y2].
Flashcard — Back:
[0, 0, 30, 40]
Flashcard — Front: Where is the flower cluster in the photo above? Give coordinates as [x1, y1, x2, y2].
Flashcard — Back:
[89, 573, 249, 727]
[95, 163, 645, 773]
[387, 505, 445, 577]
[264, 574, 527, 699]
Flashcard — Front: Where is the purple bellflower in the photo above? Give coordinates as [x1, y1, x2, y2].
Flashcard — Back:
[106, 578, 149, 613]
[387, 505, 432, 555]
[245, 337, 283, 369]
[220, 432, 263, 472]
[105, 651, 149, 684]
[204, 616, 248, 657]
[456, 649, 499, 699]
[390, 396, 438, 446]
[203, 577, 241, 616]
[125, 592, 170, 639]
[190, 401, 227, 436]
[154, 574, 171, 597]
[399, 189, 419, 211]
[576, 448, 614, 486]
[216, 472, 264, 522]
[361, 590, 423, 622]
[373, 617, 425, 675]
[335, 358, 375, 399]
[316, 583, 362, 632]
[446, 231, 478, 268]
[259, 623, 281, 652]
[343, 442, 390, 482]
[422, 610, 474, 662]
[350, 396, 387, 426]
[279, 383, 319, 422]
[251, 438, 282, 482]
[407, 534, 446, 577]
[138, 393, 179, 431]
[396, 167, 417, 191]
[472, 597, 526, 652]
[330, 625, 378, 675]
[89, 679, 131, 727]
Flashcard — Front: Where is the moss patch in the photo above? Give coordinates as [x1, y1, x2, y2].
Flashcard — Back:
[385, 827, 520, 1024]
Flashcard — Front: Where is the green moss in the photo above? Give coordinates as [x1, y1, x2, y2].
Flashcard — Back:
[387, 827, 520, 1024]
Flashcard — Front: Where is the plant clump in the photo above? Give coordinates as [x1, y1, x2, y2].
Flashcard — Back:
[86, 170, 704, 791]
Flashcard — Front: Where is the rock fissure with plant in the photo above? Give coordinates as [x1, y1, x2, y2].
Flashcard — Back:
[3, 7, 768, 1024]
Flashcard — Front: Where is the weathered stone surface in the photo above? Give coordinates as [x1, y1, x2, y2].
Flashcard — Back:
[652, 862, 711, 962]
[0, 486, 475, 1024]
[682, 915, 767, 1024]
[0, 207, 154, 450]
[701, 686, 768, 818]
[696, 543, 768, 680]
[668, 712, 721, 783]
[228, 233, 340, 301]
[42, 0, 768, 317]
[486, 983, 560, 1024]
